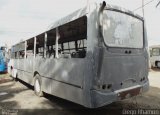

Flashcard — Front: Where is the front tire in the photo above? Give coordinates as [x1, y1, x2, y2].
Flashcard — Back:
[34, 75, 43, 97]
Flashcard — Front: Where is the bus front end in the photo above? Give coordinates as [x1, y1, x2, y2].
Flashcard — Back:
[91, 3, 149, 108]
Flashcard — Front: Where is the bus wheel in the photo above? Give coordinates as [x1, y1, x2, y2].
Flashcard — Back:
[13, 76, 18, 82]
[34, 75, 43, 97]
[13, 73, 18, 82]
[157, 61, 160, 68]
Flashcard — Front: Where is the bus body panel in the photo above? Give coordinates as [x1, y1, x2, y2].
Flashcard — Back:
[34, 57, 86, 87]
[97, 53, 148, 90]
[90, 48, 149, 108]
[17, 59, 24, 79]
[41, 77, 84, 105]
[91, 81, 149, 108]
[14, 58, 34, 84]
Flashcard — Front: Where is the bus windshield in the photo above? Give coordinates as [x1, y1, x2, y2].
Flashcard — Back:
[152, 48, 160, 56]
[102, 10, 143, 48]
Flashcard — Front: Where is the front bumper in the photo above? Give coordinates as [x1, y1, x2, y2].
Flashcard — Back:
[91, 81, 149, 108]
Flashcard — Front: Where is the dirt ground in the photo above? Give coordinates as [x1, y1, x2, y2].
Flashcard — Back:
[0, 69, 160, 115]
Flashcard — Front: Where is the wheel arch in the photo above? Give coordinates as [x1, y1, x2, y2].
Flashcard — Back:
[33, 71, 40, 77]
[13, 68, 17, 78]
[31, 71, 40, 86]
[155, 61, 160, 68]
[33, 71, 44, 97]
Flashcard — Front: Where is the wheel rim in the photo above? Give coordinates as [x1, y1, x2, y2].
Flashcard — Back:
[35, 79, 40, 93]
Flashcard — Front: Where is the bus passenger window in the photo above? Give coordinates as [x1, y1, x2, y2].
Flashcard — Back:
[58, 16, 87, 58]
[45, 29, 56, 58]
[71, 39, 87, 58]
[47, 46, 55, 58]
[17, 42, 25, 59]
[19, 50, 25, 59]
[37, 47, 44, 57]
[60, 42, 72, 58]
[26, 38, 34, 58]
[35, 35, 45, 57]
[15, 52, 18, 59]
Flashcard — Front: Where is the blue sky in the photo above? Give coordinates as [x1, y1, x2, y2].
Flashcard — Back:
[0, 0, 160, 47]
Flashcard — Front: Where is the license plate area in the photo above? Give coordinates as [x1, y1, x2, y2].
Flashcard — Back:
[118, 87, 141, 100]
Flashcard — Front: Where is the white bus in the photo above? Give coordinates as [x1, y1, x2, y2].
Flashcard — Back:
[8, 1, 149, 108]
[150, 45, 160, 68]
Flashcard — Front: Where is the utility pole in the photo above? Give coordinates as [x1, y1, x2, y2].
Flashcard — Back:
[156, 0, 160, 7]
[87, 0, 89, 6]
[142, 0, 145, 17]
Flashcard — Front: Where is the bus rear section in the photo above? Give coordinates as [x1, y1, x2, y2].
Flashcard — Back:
[90, 4, 149, 108]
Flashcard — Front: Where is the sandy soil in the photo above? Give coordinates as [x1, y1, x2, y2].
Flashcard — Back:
[0, 69, 160, 115]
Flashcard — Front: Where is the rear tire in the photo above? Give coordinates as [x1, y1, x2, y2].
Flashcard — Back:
[13, 73, 18, 82]
[156, 61, 160, 68]
[13, 77, 18, 82]
[34, 75, 43, 97]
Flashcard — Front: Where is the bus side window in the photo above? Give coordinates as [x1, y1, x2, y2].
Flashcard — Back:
[60, 42, 71, 58]
[19, 50, 25, 59]
[36, 46, 44, 57]
[26, 38, 34, 58]
[62, 42, 69, 53]
[36, 36, 45, 57]
[46, 45, 56, 58]
[46, 29, 56, 58]
[71, 39, 86, 58]
[46, 46, 49, 58]
[58, 16, 87, 58]
[17, 42, 25, 59]
[15, 52, 18, 59]
[152, 48, 160, 56]
[46, 16, 87, 59]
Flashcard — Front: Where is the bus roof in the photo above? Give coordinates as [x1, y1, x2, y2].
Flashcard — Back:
[49, 6, 88, 30]
[105, 4, 143, 20]
[150, 45, 160, 48]
[49, 2, 143, 30]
